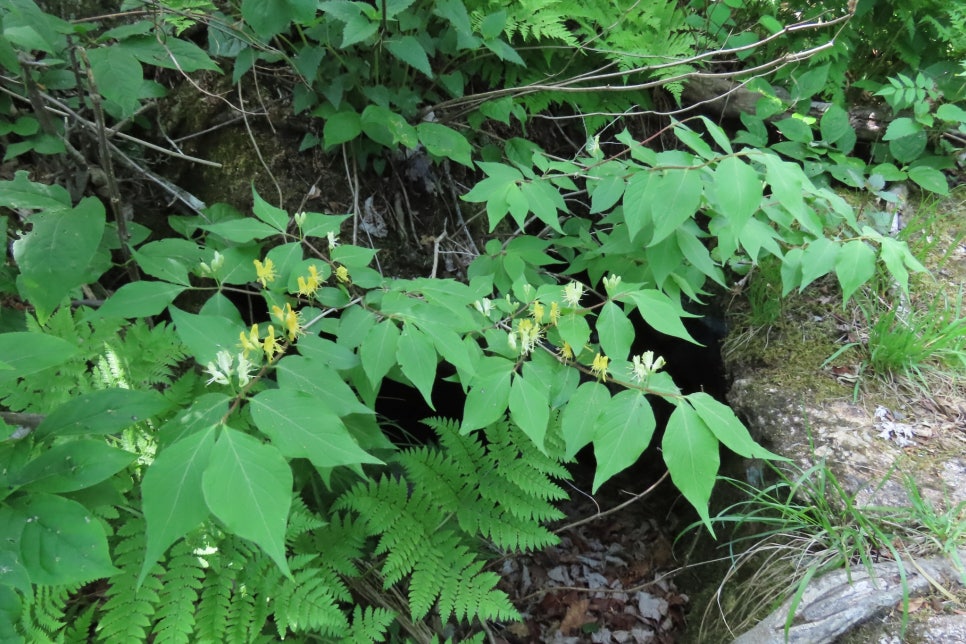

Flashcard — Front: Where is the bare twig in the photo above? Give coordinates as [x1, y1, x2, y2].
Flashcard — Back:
[237, 82, 284, 205]
[343, 145, 361, 246]
[430, 227, 447, 278]
[554, 470, 671, 534]
[77, 47, 140, 283]
[0, 80, 223, 167]
[425, 14, 851, 118]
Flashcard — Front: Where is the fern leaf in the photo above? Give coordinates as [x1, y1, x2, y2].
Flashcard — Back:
[194, 537, 247, 641]
[152, 540, 204, 644]
[21, 583, 76, 637]
[272, 564, 349, 637]
[96, 519, 162, 643]
[341, 605, 395, 644]
[63, 604, 97, 643]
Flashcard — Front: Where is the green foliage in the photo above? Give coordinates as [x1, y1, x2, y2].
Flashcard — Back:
[1, 0, 959, 640]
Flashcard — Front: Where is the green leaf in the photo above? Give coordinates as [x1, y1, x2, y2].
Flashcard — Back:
[561, 381, 610, 459]
[158, 393, 230, 446]
[677, 227, 726, 285]
[361, 105, 418, 147]
[202, 427, 292, 578]
[95, 281, 187, 319]
[86, 45, 142, 117]
[341, 15, 378, 47]
[275, 356, 371, 416]
[417, 122, 473, 168]
[200, 218, 279, 243]
[250, 389, 381, 467]
[508, 373, 549, 449]
[621, 171, 657, 242]
[589, 174, 626, 214]
[140, 426, 216, 585]
[331, 244, 377, 269]
[16, 493, 119, 585]
[713, 157, 762, 233]
[12, 197, 106, 320]
[0, 333, 78, 382]
[479, 9, 507, 39]
[251, 185, 290, 230]
[878, 237, 910, 293]
[522, 179, 565, 233]
[699, 116, 734, 154]
[414, 320, 477, 378]
[622, 289, 697, 343]
[324, 109, 362, 148]
[688, 391, 785, 460]
[882, 117, 921, 141]
[674, 124, 716, 159]
[649, 169, 703, 246]
[760, 153, 806, 220]
[597, 301, 634, 360]
[907, 166, 948, 195]
[556, 314, 591, 358]
[799, 237, 839, 290]
[131, 238, 202, 285]
[773, 117, 813, 143]
[169, 307, 241, 364]
[15, 440, 135, 493]
[0, 170, 71, 210]
[662, 402, 718, 534]
[820, 104, 852, 145]
[397, 324, 437, 409]
[835, 240, 876, 303]
[888, 131, 928, 163]
[120, 35, 220, 72]
[360, 321, 400, 388]
[790, 64, 828, 102]
[385, 35, 432, 78]
[593, 390, 655, 490]
[936, 103, 966, 123]
[34, 389, 169, 439]
[242, 0, 315, 38]
[461, 356, 514, 433]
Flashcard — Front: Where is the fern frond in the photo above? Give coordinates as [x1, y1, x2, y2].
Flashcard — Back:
[152, 539, 204, 644]
[194, 537, 248, 641]
[342, 605, 395, 644]
[272, 560, 350, 637]
[63, 603, 96, 644]
[287, 495, 327, 543]
[96, 519, 162, 643]
[21, 582, 77, 636]
[310, 513, 368, 577]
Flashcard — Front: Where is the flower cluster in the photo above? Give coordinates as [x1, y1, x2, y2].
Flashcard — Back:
[272, 303, 301, 342]
[204, 350, 255, 387]
[239, 323, 283, 361]
[631, 351, 666, 383]
[297, 265, 322, 296]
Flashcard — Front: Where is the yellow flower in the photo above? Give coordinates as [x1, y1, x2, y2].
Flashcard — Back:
[549, 301, 560, 326]
[272, 303, 301, 342]
[590, 352, 609, 382]
[516, 318, 541, 355]
[563, 281, 584, 308]
[297, 264, 322, 296]
[262, 325, 282, 360]
[559, 342, 574, 360]
[239, 324, 260, 357]
[253, 258, 277, 288]
[531, 300, 545, 323]
[335, 264, 351, 284]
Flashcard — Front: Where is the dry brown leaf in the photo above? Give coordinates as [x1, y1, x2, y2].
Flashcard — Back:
[559, 598, 590, 635]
